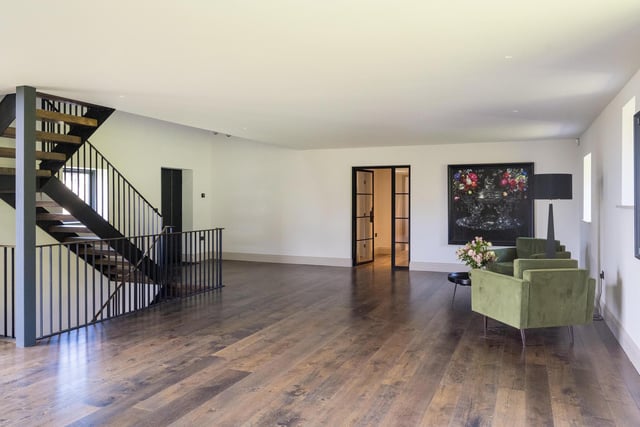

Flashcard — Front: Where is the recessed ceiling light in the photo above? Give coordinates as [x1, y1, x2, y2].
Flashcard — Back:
[512, 109, 519, 113]
[504, 55, 513, 60]
[118, 95, 125, 98]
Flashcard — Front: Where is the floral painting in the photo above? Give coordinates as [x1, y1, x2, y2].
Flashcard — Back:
[448, 163, 534, 245]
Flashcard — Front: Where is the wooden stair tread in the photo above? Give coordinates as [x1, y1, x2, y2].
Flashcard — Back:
[92, 257, 129, 265]
[112, 276, 156, 284]
[0, 146, 66, 161]
[64, 236, 102, 242]
[35, 200, 60, 208]
[37, 213, 76, 221]
[80, 247, 121, 256]
[3, 127, 83, 145]
[49, 224, 91, 233]
[0, 167, 51, 177]
[35, 109, 97, 127]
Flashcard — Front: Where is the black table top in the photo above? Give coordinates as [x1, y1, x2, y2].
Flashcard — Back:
[448, 271, 471, 286]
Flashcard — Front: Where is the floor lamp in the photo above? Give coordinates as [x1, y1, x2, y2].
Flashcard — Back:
[533, 174, 573, 258]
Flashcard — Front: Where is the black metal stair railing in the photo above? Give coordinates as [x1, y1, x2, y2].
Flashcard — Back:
[0, 228, 224, 339]
[55, 140, 163, 238]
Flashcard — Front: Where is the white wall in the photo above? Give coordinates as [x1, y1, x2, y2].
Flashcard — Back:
[210, 138, 581, 268]
[89, 111, 221, 231]
[0, 110, 582, 271]
[78, 111, 582, 269]
[579, 67, 640, 372]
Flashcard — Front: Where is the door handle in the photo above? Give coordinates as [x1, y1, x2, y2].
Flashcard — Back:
[369, 209, 374, 223]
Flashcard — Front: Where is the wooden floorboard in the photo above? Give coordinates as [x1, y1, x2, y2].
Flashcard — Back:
[1, 260, 639, 426]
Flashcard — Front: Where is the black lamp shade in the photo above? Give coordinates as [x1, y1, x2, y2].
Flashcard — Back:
[533, 174, 572, 200]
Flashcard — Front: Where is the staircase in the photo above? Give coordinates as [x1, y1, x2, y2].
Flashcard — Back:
[0, 91, 162, 285]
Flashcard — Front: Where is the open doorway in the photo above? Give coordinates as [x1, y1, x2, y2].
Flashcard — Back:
[352, 166, 410, 270]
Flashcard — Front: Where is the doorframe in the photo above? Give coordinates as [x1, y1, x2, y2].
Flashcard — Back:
[352, 165, 411, 270]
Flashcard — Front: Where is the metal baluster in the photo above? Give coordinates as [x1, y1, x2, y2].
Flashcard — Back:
[67, 244, 71, 331]
[11, 247, 14, 338]
[3, 248, 7, 337]
[208, 229, 212, 289]
[76, 243, 79, 330]
[48, 248, 52, 337]
[58, 245, 62, 334]
[84, 243, 88, 326]
[38, 247, 42, 338]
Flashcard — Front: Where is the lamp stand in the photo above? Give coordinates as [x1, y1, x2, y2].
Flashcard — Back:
[545, 202, 556, 258]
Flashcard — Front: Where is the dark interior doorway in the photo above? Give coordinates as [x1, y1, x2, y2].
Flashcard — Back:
[161, 168, 182, 263]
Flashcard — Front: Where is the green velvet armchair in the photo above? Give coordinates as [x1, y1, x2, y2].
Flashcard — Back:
[471, 259, 595, 346]
[489, 237, 572, 276]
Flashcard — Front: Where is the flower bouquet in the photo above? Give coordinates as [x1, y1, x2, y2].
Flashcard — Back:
[456, 236, 496, 269]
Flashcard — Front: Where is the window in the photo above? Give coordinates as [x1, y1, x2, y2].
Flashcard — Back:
[622, 96, 636, 206]
[635, 111, 640, 259]
[62, 167, 108, 220]
[583, 153, 591, 223]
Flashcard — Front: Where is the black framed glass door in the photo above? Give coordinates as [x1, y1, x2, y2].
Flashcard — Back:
[352, 166, 410, 269]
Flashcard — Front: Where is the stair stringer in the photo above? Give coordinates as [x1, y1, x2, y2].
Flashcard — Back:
[41, 177, 162, 284]
[0, 94, 16, 134]
[37, 98, 115, 175]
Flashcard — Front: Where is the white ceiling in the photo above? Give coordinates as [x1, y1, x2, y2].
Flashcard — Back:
[2, 1, 640, 149]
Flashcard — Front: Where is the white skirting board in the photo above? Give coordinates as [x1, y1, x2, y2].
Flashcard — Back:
[223, 252, 352, 267]
[603, 304, 640, 374]
[223, 254, 463, 271]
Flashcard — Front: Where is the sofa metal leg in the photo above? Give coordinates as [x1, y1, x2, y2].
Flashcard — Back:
[520, 329, 526, 348]
[568, 325, 574, 346]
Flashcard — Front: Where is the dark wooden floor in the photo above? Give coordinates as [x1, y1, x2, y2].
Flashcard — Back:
[1, 260, 640, 426]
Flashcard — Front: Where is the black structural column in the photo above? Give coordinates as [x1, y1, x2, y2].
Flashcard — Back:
[15, 86, 36, 347]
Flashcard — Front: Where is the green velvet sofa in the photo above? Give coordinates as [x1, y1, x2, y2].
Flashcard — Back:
[471, 258, 595, 346]
[489, 237, 571, 276]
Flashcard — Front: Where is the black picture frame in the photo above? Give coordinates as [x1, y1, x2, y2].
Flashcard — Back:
[634, 111, 640, 259]
[448, 162, 534, 246]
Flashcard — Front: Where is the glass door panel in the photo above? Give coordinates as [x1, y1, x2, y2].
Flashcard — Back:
[395, 218, 409, 242]
[392, 167, 410, 268]
[354, 169, 374, 265]
[356, 195, 373, 217]
[395, 194, 409, 218]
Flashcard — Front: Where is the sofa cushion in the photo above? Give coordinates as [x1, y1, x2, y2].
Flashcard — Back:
[530, 251, 572, 260]
[516, 237, 562, 258]
[513, 258, 579, 279]
[490, 262, 515, 276]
